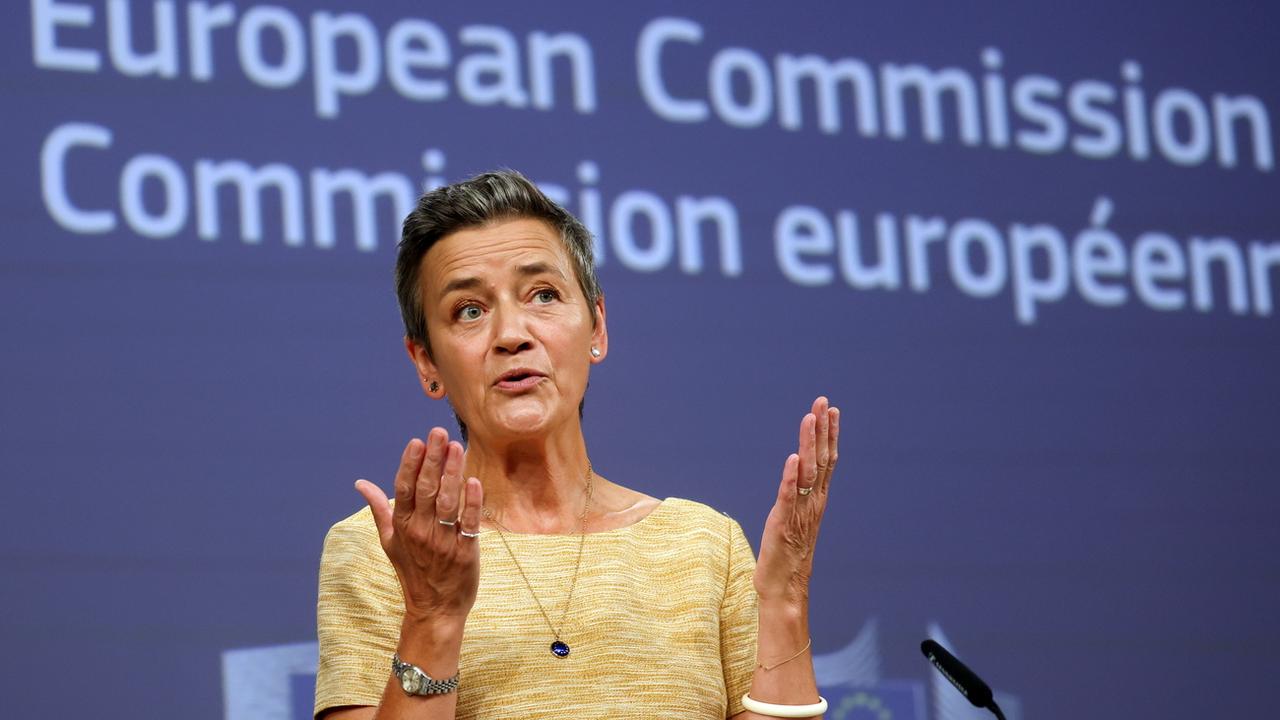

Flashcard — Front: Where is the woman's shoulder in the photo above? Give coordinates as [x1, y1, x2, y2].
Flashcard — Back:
[321, 504, 381, 558]
[625, 498, 755, 570]
[637, 497, 749, 545]
[658, 496, 741, 525]
[593, 475, 740, 534]
[328, 503, 377, 534]
[317, 506, 397, 590]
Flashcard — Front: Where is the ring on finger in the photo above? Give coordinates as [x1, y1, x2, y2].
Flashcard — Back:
[437, 518, 457, 527]
[459, 529, 481, 539]
[798, 486, 813, 496]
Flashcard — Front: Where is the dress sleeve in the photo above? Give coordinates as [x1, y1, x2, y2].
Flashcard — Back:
[314, 508, 404, 719]
[720, 514, 758, 718]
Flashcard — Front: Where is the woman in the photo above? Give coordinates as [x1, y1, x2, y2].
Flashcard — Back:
[314, 171, 840, 719]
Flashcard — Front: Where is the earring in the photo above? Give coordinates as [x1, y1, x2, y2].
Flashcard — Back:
[429, 381, 439, 393]
[590, 347, 601, 358]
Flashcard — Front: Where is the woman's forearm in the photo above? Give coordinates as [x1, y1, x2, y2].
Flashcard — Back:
[371, 615, 466, 720]
[742, 599, 823, 719]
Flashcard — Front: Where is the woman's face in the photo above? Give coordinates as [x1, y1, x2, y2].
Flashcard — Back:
[408, 217, 606, 444]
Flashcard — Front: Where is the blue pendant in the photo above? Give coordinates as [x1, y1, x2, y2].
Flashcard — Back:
[550, 640, 570, 658]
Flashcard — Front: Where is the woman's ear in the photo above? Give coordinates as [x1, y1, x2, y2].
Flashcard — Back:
[405, 336, 445, 397]
[589, 295, 608, 363]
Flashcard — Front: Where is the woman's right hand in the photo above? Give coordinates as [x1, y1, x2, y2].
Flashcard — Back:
[355, 427, 483, 623]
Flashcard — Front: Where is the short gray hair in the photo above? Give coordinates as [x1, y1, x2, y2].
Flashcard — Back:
[395, 169, 602, 357]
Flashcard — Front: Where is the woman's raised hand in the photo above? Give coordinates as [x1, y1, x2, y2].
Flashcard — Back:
[355, 427, 484, 622]
[753, 396, 840, 607]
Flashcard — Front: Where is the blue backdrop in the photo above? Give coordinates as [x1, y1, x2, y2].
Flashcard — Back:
[3, 2, 1278, 719]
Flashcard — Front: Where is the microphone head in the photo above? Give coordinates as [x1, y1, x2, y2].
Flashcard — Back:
[921, 639, 994, 708]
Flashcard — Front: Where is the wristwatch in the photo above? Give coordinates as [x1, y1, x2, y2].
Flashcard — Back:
[391, 653, 460, 695]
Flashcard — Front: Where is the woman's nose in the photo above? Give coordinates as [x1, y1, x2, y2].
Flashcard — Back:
[491, 306, 534, 354]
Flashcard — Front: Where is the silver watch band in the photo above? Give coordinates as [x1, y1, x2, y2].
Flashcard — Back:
[391, 653, 460, 695]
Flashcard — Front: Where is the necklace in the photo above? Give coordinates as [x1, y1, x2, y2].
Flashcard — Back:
[482, 464, 594, 659]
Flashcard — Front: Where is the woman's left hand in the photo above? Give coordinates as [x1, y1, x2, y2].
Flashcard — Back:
[753, 396, 840, 607]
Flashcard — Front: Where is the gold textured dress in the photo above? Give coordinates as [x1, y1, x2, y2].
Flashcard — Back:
[315, 498, 759, 719]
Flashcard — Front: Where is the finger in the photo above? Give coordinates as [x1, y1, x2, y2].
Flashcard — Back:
[355, 479, 394, 546]
[393, 439, 425, 520]
[775, 453, 800, 510]
[826, 407, 840, 489]
[459, 477, 483, 540]
[434, 441, 464, 523]
[813, 396, 830, 478]
[797, 412, 817, 493]
[415, 428, 447, 513]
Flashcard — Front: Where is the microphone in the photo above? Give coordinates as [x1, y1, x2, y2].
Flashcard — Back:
[920, 639, 1006, 720]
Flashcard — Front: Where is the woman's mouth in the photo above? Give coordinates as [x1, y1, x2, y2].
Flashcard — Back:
[495, 370, 545, 391]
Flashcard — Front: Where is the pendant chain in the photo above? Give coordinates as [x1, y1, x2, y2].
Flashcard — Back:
[482, 464, 594, 646]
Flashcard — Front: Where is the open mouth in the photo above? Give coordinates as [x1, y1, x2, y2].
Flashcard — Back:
[496, 369, 544, 389]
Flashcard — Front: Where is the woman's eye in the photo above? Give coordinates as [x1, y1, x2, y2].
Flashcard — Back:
[458, 305, 483, 321]
[534, 289, 557, 303]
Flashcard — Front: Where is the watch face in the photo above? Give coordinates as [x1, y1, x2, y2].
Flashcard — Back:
[400, 670, 419, 694]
